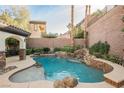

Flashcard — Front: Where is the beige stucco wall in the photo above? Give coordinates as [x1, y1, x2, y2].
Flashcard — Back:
[87, 6, 124, 57]
[0, 31, 26, 51]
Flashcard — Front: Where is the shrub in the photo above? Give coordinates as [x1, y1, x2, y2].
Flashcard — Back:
[101, 54, 123, 64]
[42, 47, 50, 53]
[42, 33, 58, 38]
[93, 52, 102, 58]
[54, 48, 62, 52]
[54, 45, 81, 53]
[104, 41, 110, 54]
[121, 28, 124, 32]
[26, 49, 32, 55]
[89, 41, 110, 56]
[74, 45, 81, 50]
[74, 31, 84, 38]
[89, 41, 124, 66]
[33, 48, 43, 53]
[74, 26, 84, 39]
[122, 16, 124, 22]
[62, 46, 75, 53]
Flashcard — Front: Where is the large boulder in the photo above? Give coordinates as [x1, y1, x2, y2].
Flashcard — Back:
[55, 51, 67, 58]
[53, 80, 66, 88]
[63, 77, 78, 88]
[73, 49, 86, 59]
[67, 53, 75, 58]
[53, 77, 78, 88]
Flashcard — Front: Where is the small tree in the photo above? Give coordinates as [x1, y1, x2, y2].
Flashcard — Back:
[0, 6, 30, 31]
[74, 26, 84, 38]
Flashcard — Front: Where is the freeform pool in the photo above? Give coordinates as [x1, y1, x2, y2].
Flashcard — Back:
[34, 57, 104, 83]
[9, 57, 104, 83]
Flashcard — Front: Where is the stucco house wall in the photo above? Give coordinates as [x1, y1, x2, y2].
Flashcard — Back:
[0, 29, 26, 52]
[29, 21, 46, 38]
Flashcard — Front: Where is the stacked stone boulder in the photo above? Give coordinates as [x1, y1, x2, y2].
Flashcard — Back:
[53, 80, 66, 88]
[73, 49, 86, 59]
[0, 52, 6, 71]
[53, 77, 78, 88]
[63, 77, 78, 88]
[55, 51, 68, 58]
[83, 49, 96, 65]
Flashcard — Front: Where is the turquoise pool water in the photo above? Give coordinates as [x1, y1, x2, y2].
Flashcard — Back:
[33, 57, 104, 83]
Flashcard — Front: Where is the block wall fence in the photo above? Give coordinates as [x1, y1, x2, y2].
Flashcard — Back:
[27, 38, 85, 49]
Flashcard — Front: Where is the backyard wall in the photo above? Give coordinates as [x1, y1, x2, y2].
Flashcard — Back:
[27, 38, 84, 48]
[87, 6, 124, 57]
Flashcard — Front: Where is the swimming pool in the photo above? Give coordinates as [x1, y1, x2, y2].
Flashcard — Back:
[33, 57, 104, 83]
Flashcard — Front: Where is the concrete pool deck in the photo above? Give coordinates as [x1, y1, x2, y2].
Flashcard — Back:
[0, 56, 124, 88]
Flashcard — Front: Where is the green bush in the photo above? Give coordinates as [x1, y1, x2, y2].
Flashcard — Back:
[42, 33, 58, 38]
[42, 47, 50, 53]
[26, 49, 32, 55]
[122, 16, 124, 22]
[89, 41, 124, 66]
[93, 52, 102, 58]
[121, 28, 124, 32]
[74, 45, 81, 50]
[62, 46, 75, 53]
[89, 41, 110, 56]
[105, 41, 110, 54]
[101, 54, 123, 64]
[33, 48, 43, 53]
[54, 48, 62, 52]
[54, 45, 81, 53]
[27, 48, 51, 54]
[74, 31, 84, 38]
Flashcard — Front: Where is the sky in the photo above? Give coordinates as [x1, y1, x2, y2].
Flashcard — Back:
[0, 5, 105, 34]
[28, 5, 105, 34]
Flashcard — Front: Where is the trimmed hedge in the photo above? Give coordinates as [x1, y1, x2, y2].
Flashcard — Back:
[54, 45, 81, 53]
[26, 47, 50, 55]
[26, 49, 33, 55]
[42, 47, 50, 53]
[54, 48, 62, 52]
[33, 48, 43, 53]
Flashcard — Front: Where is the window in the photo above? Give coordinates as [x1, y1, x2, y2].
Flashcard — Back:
[34, 24, 38, 31]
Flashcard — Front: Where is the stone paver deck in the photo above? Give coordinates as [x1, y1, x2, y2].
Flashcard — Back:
[0, 56, 124, 88]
